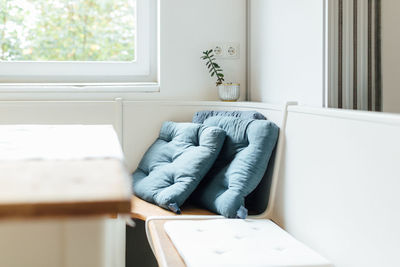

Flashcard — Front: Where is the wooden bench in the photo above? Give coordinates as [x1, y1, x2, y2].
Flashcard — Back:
[147, 219, 186, 267]
[126, 103, 290, 267]
[127, 102, 289, 222]
[139, 103, 400, 267]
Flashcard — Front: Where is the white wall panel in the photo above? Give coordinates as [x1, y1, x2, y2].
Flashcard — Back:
[0, 220, 63, 267]
[0, 101, 118, 125]
[249, 0, 325, 106]
[0, 218, 123, 267]
[273, 106, 400, 267]
[0, 100, 123, 143]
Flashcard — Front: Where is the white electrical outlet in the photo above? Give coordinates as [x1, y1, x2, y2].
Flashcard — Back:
[213, 44, 224, 58]
[224, 43, 240, 59]
[211, 43, 240, 59]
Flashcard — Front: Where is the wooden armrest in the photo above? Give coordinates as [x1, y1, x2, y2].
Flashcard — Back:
[130, 195, 215, 221]
[147, 220, 186, 267]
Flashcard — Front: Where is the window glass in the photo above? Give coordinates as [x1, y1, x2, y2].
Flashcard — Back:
[0, 0, 136, 62]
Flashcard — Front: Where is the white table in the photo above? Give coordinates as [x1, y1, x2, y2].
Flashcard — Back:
[0, 125, 131, 267]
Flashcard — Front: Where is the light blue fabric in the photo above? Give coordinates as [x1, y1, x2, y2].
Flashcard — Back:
[192, 110, 266, 124]
[190, 116, 279, 218]
[132, 122, 226, 213]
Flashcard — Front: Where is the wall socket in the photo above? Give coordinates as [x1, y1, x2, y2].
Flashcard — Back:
[213, 43, 240, 59]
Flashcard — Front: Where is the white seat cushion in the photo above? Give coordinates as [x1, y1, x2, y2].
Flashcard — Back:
[164, 219, 332, 267]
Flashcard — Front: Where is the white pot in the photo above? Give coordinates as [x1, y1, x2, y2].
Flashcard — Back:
[217, 83, 240, 101]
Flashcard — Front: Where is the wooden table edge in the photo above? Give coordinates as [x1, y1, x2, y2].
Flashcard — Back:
[0, 199, 131, 219]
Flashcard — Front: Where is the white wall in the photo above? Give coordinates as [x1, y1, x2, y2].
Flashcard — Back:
[159, 0, 247, 101]
[382, 0, 400, 113]
[249, 0, 325, 106]
[1, 0, 247, 101]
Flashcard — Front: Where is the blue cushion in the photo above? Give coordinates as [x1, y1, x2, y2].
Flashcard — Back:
[190, 116, 279, 218]
[132, 122, 226, 213]
[192, 110, 266, 124]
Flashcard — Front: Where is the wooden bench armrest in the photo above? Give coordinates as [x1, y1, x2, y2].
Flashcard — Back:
[147, 220, 186, 267]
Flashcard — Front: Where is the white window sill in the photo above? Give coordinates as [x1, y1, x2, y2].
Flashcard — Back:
[0, 83, 160, 93]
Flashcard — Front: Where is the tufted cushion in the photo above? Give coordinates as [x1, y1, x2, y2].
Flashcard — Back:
[164, 219, 332, 267]
[132, 122, 226, 213]
[192, 110, 266, 124]
[190, 116, 279, 218]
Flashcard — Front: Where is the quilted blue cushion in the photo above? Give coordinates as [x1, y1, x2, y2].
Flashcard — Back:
[192, 110, 266, 124]
[132, 122, 226, 213]
[190, 116, 279, 218]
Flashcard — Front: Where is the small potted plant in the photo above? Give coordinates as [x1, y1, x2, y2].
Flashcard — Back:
[201, 49, 240, 101]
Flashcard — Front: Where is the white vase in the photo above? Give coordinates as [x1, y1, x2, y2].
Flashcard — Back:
[217, 83, 240, 101]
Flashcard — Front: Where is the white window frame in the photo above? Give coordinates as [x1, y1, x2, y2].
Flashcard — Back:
[0, 0, 158, 85]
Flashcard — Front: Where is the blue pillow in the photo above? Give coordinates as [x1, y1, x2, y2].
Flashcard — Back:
[132, 122, 226, 214]
[190, 116, 279, 218]
[192, 110, 266, 124]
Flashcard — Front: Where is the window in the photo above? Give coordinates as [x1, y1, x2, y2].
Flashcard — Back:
[0, 0, 158, 84]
